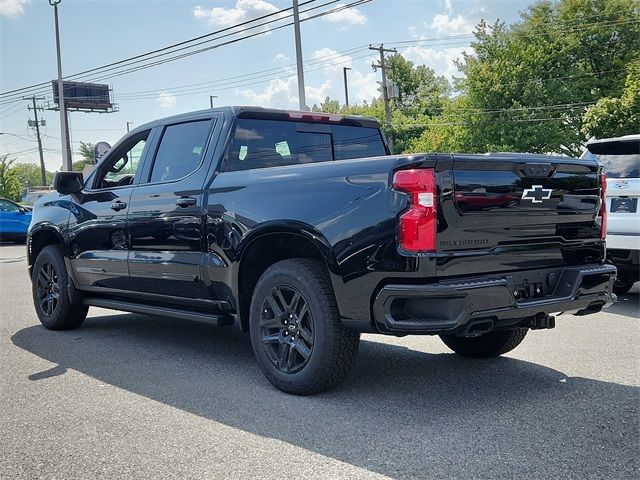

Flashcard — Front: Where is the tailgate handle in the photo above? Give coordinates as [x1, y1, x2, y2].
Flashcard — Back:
[521, 163, 552, 178]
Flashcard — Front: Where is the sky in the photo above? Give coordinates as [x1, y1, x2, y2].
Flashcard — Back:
[0, 0, 531, 172]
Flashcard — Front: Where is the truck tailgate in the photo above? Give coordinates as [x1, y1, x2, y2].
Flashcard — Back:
[435, 154, 604, 278]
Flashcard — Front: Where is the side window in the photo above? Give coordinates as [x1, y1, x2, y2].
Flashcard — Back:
[0, 200, 19, 212]
[226, 119, 332, 172]
[95, 130, 150, 189]
[149, 120, 212, 183]
[333, 125, 387, 160]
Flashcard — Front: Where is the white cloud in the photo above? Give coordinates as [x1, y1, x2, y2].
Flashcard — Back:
[240, 46, 381, 109]
[310, 48, 377, 103]
[348, 69, 379, 104]
[239, 76, 298, 108]
[430, 13, 476, 35]
[402, 46, 467, 79]
[322, 2, 366, 26]
[312, 47, 353, 73]
[238, 76, 334, 109]
[306, 79, 334, 105]
[193, 0, 284, 28]
[273, 53, 290, 63]
[0, 0, 29, 18]
[157, 91, 177, 109]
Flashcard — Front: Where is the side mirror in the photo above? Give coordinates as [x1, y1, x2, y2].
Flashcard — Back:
[18, 206, 26, 214]
[53, 171, 84, 195]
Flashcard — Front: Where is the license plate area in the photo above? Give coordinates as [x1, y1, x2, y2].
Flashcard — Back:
[610, 197, 637, 213]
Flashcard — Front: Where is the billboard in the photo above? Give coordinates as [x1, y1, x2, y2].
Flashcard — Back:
[51, 81, 115, 112]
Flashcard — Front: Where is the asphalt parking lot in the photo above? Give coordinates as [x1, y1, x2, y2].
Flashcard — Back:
[0, 243, 638, 480]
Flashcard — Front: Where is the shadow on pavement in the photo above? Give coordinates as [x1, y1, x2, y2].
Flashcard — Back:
[604, 289, 639, 317]
[12, 313, 638, 479]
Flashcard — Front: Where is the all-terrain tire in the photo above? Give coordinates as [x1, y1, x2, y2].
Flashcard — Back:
[32, 245, 88, 330]
[440, 327, 528, 358]
[249, 258, 360, 395]
[613, 275, 635, 296]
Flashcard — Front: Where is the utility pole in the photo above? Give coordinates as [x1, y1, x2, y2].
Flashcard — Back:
[209, 95, 218, 109]
[126, 122, 133, 133]
[369, 44, 397, 153]
[49, 0, 72, 171]
[343, 67, 351, 107]
[292, 0, 307, 111]
[24, 96, 47, 186]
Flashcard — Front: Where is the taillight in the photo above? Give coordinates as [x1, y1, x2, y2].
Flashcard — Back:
[600, 172, 607, 240]
[393, 168, 437, 253]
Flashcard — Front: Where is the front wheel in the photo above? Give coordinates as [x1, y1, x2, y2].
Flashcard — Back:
[249, 258, 360, 395]
[440, 327, 528, 358]
[32, 245, 88, 330]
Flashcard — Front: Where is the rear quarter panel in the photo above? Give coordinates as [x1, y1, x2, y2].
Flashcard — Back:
[203, 155, 435, 320]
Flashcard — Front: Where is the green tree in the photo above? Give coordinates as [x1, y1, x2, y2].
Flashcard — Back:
[582, 61, 640, 138]
[73, 141, 96, 172]
[456, 0, 640, 155]
[312, 96, 342, 113]
[386, 54, 450, 116]
[72, 160, 87, 172]
[408, 97, 473, 153]
[78, 142, 95, 164]
[11, 163, 53, 188]
[0, 155, 22, 201]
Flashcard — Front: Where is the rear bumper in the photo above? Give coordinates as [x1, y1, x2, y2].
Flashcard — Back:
[372, 264, 616, 335]
[606, 233, 640, 251]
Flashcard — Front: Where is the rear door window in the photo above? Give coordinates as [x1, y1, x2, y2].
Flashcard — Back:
[333, 125, 387, 160]
[149, 120, 212, 183]
[226, 119, 332, 171]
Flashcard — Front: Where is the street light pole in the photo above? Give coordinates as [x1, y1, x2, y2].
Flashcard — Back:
[209, 95, 218, 108]
[343, 67, 351, 107]
[292, 0, 307, 111]
[50, 0, 71, 172]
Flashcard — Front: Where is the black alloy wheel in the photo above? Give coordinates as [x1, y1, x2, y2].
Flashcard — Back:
[259, 284, 314, 374]
[36, 261, 60, 317]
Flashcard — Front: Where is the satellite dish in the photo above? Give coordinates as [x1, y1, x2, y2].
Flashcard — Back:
[94, 141, 111, 163]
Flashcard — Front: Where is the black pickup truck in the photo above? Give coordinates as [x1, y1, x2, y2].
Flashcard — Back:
[28, 106, 615, 394]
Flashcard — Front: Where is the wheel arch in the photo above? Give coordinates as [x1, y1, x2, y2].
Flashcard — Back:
[28, 224, 66, 273]
[235, 222, 339, 332]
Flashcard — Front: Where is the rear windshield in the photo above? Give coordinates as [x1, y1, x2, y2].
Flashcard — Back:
[225, 119, 386, 172]
[583, 151, 640, 178]
[583, 140, 640, 178]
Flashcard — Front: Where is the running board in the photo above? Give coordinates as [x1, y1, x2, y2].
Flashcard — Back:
[82, 298, 234, 327]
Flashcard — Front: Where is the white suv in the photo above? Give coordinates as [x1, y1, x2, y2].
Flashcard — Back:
[582, 134, 639, 295]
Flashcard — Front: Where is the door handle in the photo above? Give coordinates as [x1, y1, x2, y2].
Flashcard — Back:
[110, 200, 127, 211]
[176, 197, 197, 207]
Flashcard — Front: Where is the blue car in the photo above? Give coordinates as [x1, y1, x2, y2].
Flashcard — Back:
[0, 198, 32, 243]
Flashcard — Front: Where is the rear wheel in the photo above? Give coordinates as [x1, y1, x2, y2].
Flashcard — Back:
[32, 245, 88, 330]
[249, 258, 360, 395]
[440, 327, 528, 358]
[613, 275, 635, 296]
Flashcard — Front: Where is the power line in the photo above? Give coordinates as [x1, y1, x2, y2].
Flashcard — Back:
[80, 0, 373, 85]
[0, 7, 631, 107]
[0, 0, 370, 102]
[0, 0, 317, 98]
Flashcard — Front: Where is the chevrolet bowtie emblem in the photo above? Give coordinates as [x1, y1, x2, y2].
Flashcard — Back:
[522, 185, 552, 203]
